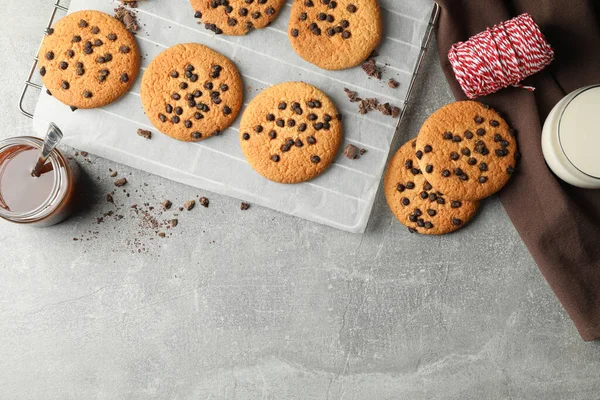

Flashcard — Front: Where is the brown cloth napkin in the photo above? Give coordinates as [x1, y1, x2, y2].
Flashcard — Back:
[435, 0, 600, 341]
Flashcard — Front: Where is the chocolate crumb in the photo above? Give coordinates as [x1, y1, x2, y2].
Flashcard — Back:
[388, 78, 400, 89]
[106, 194, 114, 203]
[361, 59, 382, 79]
[359, 148, 367, 156]
[240, 202, 250, 211]
[343, 88, 361, 103]
[358, 98, 379, 114]
[343, 144, 359, 159]
[162, 200, 172, 210]
[137, 128, 152, 139]
[184, 200, 196, 211]
[199, 197, 209, 208]
[368, 50, 379, 59]
[114, 178, 127, 187]
[114, 6, 139, 32]
[392, 106, 401, 119]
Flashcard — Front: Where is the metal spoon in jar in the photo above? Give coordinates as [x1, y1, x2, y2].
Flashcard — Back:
[31, 123, 63, 177]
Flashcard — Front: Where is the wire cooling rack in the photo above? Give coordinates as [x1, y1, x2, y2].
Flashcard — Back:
[20, 0, 440, 125]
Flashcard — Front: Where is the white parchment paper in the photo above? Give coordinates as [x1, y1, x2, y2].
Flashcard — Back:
[33, 0, 434, 233]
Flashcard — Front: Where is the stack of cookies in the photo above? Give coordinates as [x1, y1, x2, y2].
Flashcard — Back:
[384, 101, 520, 235]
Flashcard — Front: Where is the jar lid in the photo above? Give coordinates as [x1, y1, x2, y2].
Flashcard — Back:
[559, 85, 600, 179]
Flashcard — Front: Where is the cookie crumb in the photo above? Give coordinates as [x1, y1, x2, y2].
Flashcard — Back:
[361, 59, 382, 79]
[80, 151, 89, 157]
[106, 193, 114, 203]
[240, 202, 250, 210]
[162, 200, 172, 210]
[184, 200, 195, 211]
[110, 171, 118, 177]
[199, 197, 209, 208]
[171, 219, 178, 227]
[137, 129, 152, 139]
[392, 106, 401, 119]
[378, 103, 393, 116]
[114, 178, 127, 187]
[343, 144, 359, 160]
[360, 148, 367, 156]
[158, 232, 166, 238]
[121, 0, 137, 7]
[388, 78, 400, 89]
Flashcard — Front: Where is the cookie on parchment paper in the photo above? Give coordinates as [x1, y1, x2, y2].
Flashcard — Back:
[240, 82, 343, 184]
[191, 0, 285, 36]
[141, 43, 243, 142]
[415, 101, 519, 201]
[38, 10, 140, 109]
[384, 140, 480, 235]
[288, 0, 382, 70]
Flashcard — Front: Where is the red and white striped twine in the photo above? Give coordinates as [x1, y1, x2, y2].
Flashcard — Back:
[448, 13, 554, 99]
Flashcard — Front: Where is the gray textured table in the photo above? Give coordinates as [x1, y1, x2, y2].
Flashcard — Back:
[1, 2, 599, 399]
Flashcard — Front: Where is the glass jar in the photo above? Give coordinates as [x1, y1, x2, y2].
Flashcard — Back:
[0, 136, 78, 226]
[542, 84, 600, 189]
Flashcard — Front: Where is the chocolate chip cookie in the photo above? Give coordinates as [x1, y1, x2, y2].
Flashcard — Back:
[288, 0, 382, 70]
[415, 101, 519, 201]
[191, 0, 285, 36]
[384, 140, 480, 235]
[240, 82, 342, 183]
[141, 43, 243, 142]
[38, 10, 140, 109]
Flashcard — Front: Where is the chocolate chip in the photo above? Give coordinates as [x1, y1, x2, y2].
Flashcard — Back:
[507, 166, 515, 175]
[425, 165, 433, 173]
[475, 141, 489, 155]
[318, 12, 327, 21]
[415, 150, 423, 160]
[276, 119, 285, 127]
[172, 93, 181, 100]
[172, 116, 180, 124]
[83, 90, 93, 98]
[490, 120, 500, 127]
[452, 135, 463, 143]
[271, 155, 280, 162]
[467, 157, 477, 166]
[406, 182, 415, 189]
[269, 130, 277, 139]
[73, 35, 82, 43]
[120, 73, 129, 83]
[442, 169, 450, 177]
[252, 11, 261, 19]
[298, 123, 307, 132]
[417, 219, 425, 227]
[451, 201, 462, 208]
[404, 159, 413, 169]
[166, 104, 173, 113]
[91, 26, 100, 34]
[476, 128, 486, 136]
[45, 51, 54, 60]
[66, 50, 75, 58]
[254, 125, 263, 133]
[423, 182, 432, 191]
[437, 197, 446, 205]
[79, 19, 88, 28]
[228, 18, 237, 26]
[495, 149, 508, 157]
[242, 133, 250, 140]
[84, 46, 93, 55]
[159, 114, 167, 122]
[342, 31, 351, 39]
[307, 136, 316, 145]
[452, 218, 463, 226]
[219, 83, 229, 92]
[194, 112, 203, 120]
[93, 39, 103, 47]
[479, 162, 488, 172]
[475, 116, 484, 124]
[347, 4, 357, 12]
[424, 145, 432, 153]
[340, 20, 350, 28]
[459, 174, 469, 181]
[308, 113, 318, 121]
[420, 191, 428, 200]
[427, 209, 436, 217]
[461, 148, 471, 156]
[40, 67, 46, 76]
[450, 152, 459, 161]
[295, 139, 303, 147]
[184, 120, 192, 129]
[120, 46, 130, 54]
[279, 102, 287, 110]
[478, 176, 488, 183]
[61, 81, 70, 90]
[311, 155, 321, 164]
[411, 168, 421, 175]
[192, 132, 202, 139]
[397, 184, 405, 192]
[424, 222, 433, 229]
[401, 197, 410, 206]
[314, 122, 324, 130]
[288, 119, 296, 127]
[108, 33, 117, 41]
[464, 130, 474, 139]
